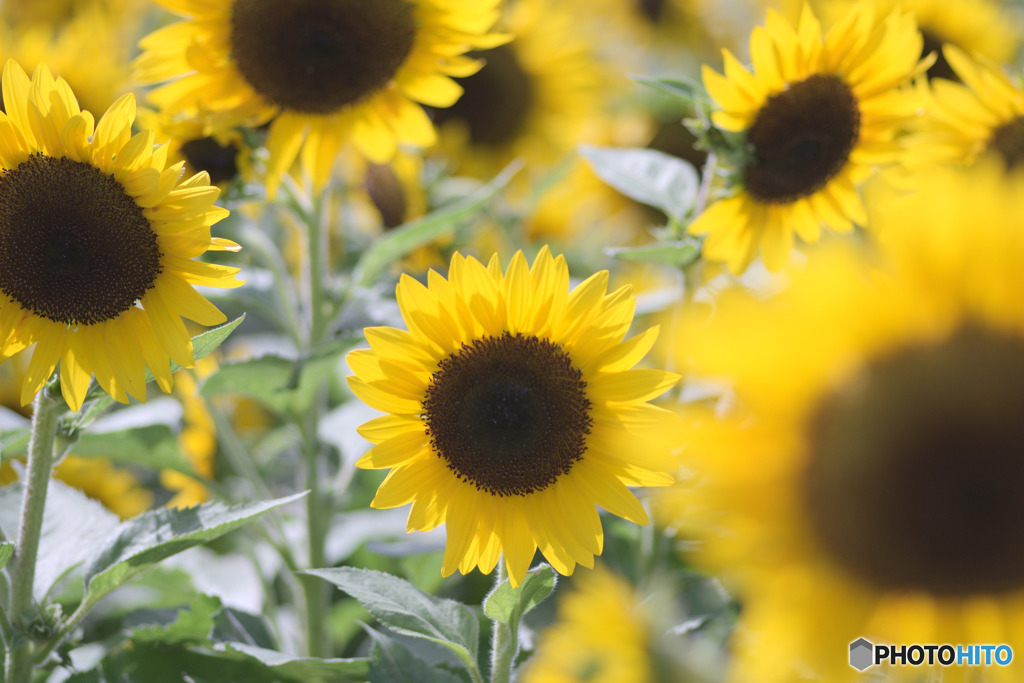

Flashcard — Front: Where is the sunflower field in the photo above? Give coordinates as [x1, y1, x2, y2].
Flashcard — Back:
[2, 0, 1024, 681]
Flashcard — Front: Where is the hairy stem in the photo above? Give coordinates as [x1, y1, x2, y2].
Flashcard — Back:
[6, 388, 62, 683]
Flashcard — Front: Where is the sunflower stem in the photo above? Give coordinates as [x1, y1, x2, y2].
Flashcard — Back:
[488, 560, 515, 683]
[5, 387, 62, 683]
[298, 385, 330, 658]
[307, 186, 330, 348]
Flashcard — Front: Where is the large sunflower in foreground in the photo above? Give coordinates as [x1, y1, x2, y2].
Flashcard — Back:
[134, 0, 506, 196]
[670, 163, 1024, 681]
[348, 248, 679, 586]
[690, 4, 923, 274]
[0, 60, 242, 411]
[904, 45, 1024, 173]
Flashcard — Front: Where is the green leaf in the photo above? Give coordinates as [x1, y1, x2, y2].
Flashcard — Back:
[304, 567, 480, 678]
[0, 541, 13, 571]
[0, 479, 120, 600]
[579, 145, 699, 223]
[364, 627, 468, 683]
[632, 75, 703, 106]
[483, 564, 556, 632]
[199, 355, 294, 414]
[221, 642, 371, 682]
[132, 594, 221, 645]
[0, 428, 29, 460]
[354, 161, 522, 287]
[71, 425, 196, 477]
[188, 315, 246, 365]
[80, 492, 307, 615]
[606, 239, 702, 268]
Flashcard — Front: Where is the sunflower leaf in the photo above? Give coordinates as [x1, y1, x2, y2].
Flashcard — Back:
[631, 75, 704, 107]
[218, 642, 371, 682]
[363, 626, 469, 683]
[79, 492, 307, 618]
[353, 160, 522, 287]
[69, 425, 196, 478]
[303, 567, 480, 679]
[483, 563, 556, 634]
[606, 239, 702, 268]
[0, 541, 14, 571]
[0, 479, 120, 601]
[578, 145, 699, 223]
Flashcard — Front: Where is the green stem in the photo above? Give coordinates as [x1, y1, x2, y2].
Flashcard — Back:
[298, 393, 329, 657]
[6, 388, 62, 683]
[307, 188, 330, 347]
[488, 561, 514, 683]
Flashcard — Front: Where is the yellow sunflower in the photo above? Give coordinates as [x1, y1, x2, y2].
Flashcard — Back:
[0, 6, 134, 120]
[817, 0, 1020, 81]
[671, 162, 1024, 681]
[348, 247, 679, 586]
[137, 109, 251, 190]
[0, 60, 243, 412]
[523, 567, 653, 683]
[134, 0, 506, 196]
[905, 45, 1024, 173]
[690, 3, 924, 274]
[431, 0, 612, 179]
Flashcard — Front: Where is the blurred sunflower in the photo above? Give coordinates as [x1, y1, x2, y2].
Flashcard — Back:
[134, 0, 506, 195]
[161, 356, 218, 509]
[817, 0, 1020, 81]
[905, 45, 1024, 173]
[523, 568, 653, 683]
[137, 109, 250, 189]
[672, 163, 1024, 681]
[348, 248, 679, 586]
[431, 0, 611, 179]
[690, 4, 924, 274]
[0, 6, 133, 119]
[0, 61, 243, 411]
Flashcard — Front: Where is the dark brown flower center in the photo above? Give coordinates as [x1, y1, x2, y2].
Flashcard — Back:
[230, 0, 416, 114]
[422, 332, 592, 497]
[636, 0, 667, 23]
[180, 137, 241, 186]
[805, 324, 1024, 596]
[744, 74, 860, 204]
[921, 32, 958, 82]
[365, 163, 407, 229]
[0, 154, 161, 325]
[986, 117, 1024, 171]
[431, 44, 534, 148]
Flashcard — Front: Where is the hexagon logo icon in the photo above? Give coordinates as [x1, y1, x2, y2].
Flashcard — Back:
[850, 638, 874, 671]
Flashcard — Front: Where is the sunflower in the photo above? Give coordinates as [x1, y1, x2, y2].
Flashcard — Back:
[0, 6, 134, 120]
[671, 162, 1024, 681]
[133, 0, 506, 196]
[817, 0, 1020, 82]
[348, 247, 679, 587]
[430, 0, 612, 179]
[523, 567, 653, 683]
[0, 60, 243, 412]
[137, 109, 251, 190]
[904, 45, 1024, 174]
[690, 3, 924, 274]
